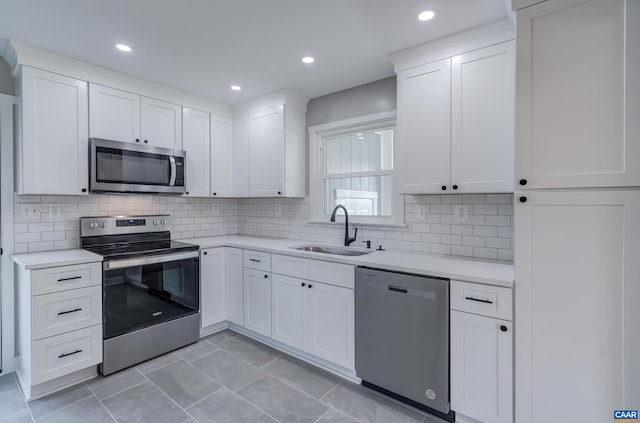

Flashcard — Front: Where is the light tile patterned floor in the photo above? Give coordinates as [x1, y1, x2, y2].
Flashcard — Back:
[0, 330, 443, 423]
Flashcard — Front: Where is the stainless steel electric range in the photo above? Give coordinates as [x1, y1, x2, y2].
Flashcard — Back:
[80, 215, 200, 376]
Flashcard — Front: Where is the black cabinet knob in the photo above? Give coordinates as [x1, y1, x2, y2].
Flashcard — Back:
[185, 192, 189, 195]
[301, 282, 306, 287]
[308, 284, 313, 288]
[203, 251, 207, 255]
[519, 179, 528, 186]
[277, 191, 282, 195]
[519, 196, 527, 203]
[81, 188, 87, 193]
[213, 192, 217, 196]
[144, 139, 148, 144]
[264, 274, 269, 279]
[441, 185, 447, 191]
[500, 325, 508, 332]
[135, 139, 140, 143]
[452, 185, 458, 190]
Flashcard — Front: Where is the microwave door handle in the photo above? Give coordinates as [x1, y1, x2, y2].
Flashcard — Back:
[169, 156, 176, 186]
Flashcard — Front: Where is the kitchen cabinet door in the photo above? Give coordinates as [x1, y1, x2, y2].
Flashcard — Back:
[271, 274, 307, 351]
[232, 116, 249, 197]
[225, 248, 244, 326]
[248, 106, 285, 197]
[182, 107, 210, 197]
[89, 83, 140, 143]
[200, 248, 226, 329]
[307, 281, 354, 369]
[243, 268, 271, 337]
[140, 96, 182, 150]
[450, 310, 512, 423]
[396, 58, 451, 194]
[450, 41, 514, 193]
[20, 66, 89, 195]
[514, 190, 640, 423]
[211, 115, 233, 197]
[515, 0, 640, 189]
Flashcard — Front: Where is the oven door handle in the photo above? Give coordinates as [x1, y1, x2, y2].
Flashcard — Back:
[103, 251, 198, 270]
[169, 156, 176, 186]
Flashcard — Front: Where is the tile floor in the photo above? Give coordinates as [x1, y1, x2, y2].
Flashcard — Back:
[0, 330, 442, 423]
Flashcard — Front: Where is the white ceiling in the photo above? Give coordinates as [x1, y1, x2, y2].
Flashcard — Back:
[0, 0, 508, 105]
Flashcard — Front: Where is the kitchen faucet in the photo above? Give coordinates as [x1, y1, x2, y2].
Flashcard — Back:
[330, 205, 357, 246]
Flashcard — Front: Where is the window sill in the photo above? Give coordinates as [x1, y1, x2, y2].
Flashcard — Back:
[307, 220, 408, 229]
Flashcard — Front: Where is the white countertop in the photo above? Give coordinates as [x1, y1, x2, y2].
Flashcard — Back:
[182, 235, 514, 287]
[12, 249, 103, 270]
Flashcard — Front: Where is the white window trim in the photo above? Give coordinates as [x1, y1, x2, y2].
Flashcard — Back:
[308, 110, 404, 226]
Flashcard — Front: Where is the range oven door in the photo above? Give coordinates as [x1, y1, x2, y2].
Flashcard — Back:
[102, 250, 199, 340]
[90, 138, 185, 194]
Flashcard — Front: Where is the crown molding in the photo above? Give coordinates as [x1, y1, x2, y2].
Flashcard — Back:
[232, 88, 309, 117]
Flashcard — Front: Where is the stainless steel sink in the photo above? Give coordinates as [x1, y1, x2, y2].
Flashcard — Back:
[291, 245, 373, 256]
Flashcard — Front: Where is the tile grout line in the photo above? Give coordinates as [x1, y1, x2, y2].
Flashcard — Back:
[29, 388, 95, 422]
[143, 374, 201, 423]
[85, 383, 118, 423]
[312, 408, 331, 423]
[225, 386, 284, 423]
[319, 379, 343, 402]
[92, 368, 151, 402]
[5, 373, 36, 423]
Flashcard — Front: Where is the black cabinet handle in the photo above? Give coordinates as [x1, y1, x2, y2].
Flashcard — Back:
[144, 140, 148, 144]
[58, 308, 82, 316]
[452, 185, 458, 190]
[301, 282, 306, 287]
[519, 196, 527, 203]
[519, 179, 528, 186]
[249, 258, 261, 263]
[135, 139, 140, 143]
[57, 276, 82, 282]
[185, 192, 189, 195]
[213, 193, 217, 196]
[464, 296, 493, 304]
[308, 284, 312, 288]
[81, 188, 87, 193]
[58, 349, 83, 359]
[203, 251, 208, 255]
[441, 185, 447, 191]
[500, 325, 508, 332]
[277, 191, 282, 195]
[264, 274, 269, 279]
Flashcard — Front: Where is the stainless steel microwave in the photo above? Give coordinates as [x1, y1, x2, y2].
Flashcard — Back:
[90, 138, 186, 194]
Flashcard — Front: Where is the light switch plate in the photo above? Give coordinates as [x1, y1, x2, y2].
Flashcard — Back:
[49, 204, 61, 218]
[454, 205, 469, 222]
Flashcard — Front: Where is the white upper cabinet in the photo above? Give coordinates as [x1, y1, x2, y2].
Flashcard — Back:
[140, 96, 182, 150]
[515, 0, 640, 189]
[396, 58, 451, 194]
[89, 84, 140, 142]
[248, 106, 285, 197]
[89, 84, 182, 149]
[395, 38, 515, 194]
[232, 116, 249, 197]
[19, 66, 89, 195]
[210, 115, 234, 197]
[451, 41, 515, 193]
[182, 107, 210, 197]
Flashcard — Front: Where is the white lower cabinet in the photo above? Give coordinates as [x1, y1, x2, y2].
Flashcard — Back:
[225, 248, 244, 326]
[243, 267, 272, 337]
[271, 254, 355, 370]
[450, 311, 512, 423]
[200, 248, 227, 329]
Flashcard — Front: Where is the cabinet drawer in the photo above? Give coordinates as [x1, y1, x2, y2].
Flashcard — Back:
[450, 280, 512, 321]
[272, 254, 308, 279]
[32, 325, 102, 385]
[32, 286, 102, 340]
[32, 262, 102, 295]
[308, 261, 354, 289]
[244, 250, 271, 271]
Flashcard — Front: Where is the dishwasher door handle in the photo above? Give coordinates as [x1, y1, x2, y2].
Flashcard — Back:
[388, 285, 408, 294]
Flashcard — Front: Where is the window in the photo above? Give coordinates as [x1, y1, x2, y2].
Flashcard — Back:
[309, 111, 403, 225]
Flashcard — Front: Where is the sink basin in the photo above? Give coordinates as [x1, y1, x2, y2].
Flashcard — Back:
[291, 245, 373, 256]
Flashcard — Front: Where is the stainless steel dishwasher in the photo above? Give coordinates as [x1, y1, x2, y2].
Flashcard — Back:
[355, 267, 453, 422]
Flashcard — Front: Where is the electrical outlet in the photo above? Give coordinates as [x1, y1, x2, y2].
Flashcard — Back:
[275, 204, 282, 216]
[49, 203, 61, 218]
[212, 204, 220, 215]
[19, 204, 39, 220]
[454, 205, 469, 222]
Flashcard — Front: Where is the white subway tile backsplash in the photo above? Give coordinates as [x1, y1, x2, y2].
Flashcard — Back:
[474, 247, 498, 259]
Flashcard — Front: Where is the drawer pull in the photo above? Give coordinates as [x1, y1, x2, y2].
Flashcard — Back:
[388, 285, 408, 294]
[249, 258, 261, 263]
[57, 276, 82, 282]
[58, 349, 83, 359]
[57, 308, 83, 316]
[464, 296, 493, 304]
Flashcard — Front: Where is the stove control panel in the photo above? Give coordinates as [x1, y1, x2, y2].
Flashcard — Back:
[80, 215, 171, 237]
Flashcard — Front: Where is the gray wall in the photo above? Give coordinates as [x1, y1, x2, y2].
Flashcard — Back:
[306, 76, 396, 127]
[0, 59, 15, 95]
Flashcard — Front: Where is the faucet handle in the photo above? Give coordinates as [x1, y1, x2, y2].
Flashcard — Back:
[362, 240, 371, 249]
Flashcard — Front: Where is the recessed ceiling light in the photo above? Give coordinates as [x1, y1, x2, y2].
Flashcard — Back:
[302, 56, 315, 64]
[418, 10, 437, 21]
[230, 85, 242, 91]
[114, 43, 132, 52]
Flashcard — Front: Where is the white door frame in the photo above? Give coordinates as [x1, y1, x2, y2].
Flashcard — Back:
[0, 93, 17, 374]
